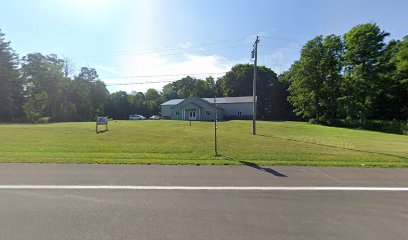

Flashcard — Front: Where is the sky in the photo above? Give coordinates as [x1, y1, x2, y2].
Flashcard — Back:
[1, 0, 407, 93]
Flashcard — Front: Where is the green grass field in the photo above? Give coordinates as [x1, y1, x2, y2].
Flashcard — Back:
[0, 120, 407, 167]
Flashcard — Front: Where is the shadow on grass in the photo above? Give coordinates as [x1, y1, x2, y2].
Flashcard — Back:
[96, 130, 109, 134]
[257, 134, 408, 161]
[239, 161, 288, 177]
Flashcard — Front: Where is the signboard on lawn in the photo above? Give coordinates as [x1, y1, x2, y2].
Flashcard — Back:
[96, 116, 109, 133]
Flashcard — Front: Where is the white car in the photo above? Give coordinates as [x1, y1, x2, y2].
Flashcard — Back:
[129, 114, 146, 120]
[149, 115, 161, 120]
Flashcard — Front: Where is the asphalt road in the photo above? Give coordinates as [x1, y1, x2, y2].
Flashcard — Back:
[0, 164, 407, 240]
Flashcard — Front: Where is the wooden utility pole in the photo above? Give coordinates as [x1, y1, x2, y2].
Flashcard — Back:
[252, 36, 260, 135]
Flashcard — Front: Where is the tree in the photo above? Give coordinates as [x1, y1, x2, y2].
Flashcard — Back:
[286, 35, 344, 120]
[161, 76, 215, 100]
[377, 36, 408, 120]
[21, 54, 109, 121]
[392, 36, 408, 119]
[145, 88, 161, 101]
[21, 53, 68, 120]
[105, 91, 130, 120]
[77, 67, 98, 82]
[342, 23, 390, 121]
[191, 79, 214, 97]
[63, 57, 75, 78]
[23, 91, 48, 121]
[286, 37, 326, 119]
[0, 30, 23, 121]
[145, 88, 162, 116]
[321, 35, 344, 119]
[72, 67, 109, 120]
[217, 64, 289, 119]
[90, 80, 109, 117]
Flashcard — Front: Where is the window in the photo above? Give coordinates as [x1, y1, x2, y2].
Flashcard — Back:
[237, 111, 242, 117]
[175, 111, 180, 116]
[205, 111, 211, 116]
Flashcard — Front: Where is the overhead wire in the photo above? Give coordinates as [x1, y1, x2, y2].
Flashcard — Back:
[104, 71, 226, 86]
[71, 35, 306, 86]
[74, 37, 249, 59]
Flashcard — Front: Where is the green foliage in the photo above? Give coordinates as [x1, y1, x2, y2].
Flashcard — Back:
[0, 29, 111, 123]
[285, 22, 407, 133]
[0, 29, 23, 121]
[105, 89, 164, 120]
[69, 67, 110, 120]
[162, 76, 215, 100]
[20, 55, 109, 122]
[287, 35, 344, 120]
[341, 23, 390, 119]
[217, 64, 293, 120]
[385, 36, 408, 119]
[22, 53, 68, 121]
[105, 91, 130, 120]
[23, 91, 48, 121]
[318, 119, 407, 135]
[1, 25, 407, 127]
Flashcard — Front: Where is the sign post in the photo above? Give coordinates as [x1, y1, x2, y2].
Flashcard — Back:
[96, 116, 109, 134]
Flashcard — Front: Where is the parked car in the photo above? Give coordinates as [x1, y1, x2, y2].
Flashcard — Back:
[149, 115, 161, 120]
[129, 114, 146, 120]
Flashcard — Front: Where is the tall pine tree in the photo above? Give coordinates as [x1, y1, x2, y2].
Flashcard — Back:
[0, 30, 23, 121]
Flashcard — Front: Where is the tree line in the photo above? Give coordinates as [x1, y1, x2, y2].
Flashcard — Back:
[1, 26, 290, 122]
[1, 23, 407, 129]
[281, 23, 407, 123]
[108, 65, 293, 120]
[0, 29, 110, 123]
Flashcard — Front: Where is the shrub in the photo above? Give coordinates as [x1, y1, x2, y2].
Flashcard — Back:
[316, 118, 408, 135]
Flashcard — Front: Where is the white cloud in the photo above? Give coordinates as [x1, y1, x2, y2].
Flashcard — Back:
[103, 53, 236, 93]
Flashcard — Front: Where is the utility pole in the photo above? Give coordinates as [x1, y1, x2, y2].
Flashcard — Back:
[251, 36, 260, 135]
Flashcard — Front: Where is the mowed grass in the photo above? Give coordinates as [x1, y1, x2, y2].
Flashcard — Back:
[0, 120, 407, 167]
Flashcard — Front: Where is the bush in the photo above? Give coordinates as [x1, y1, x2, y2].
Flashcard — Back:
[308, 118, 318, 124]
[37, 117, 50, 124]
[316, 118, 408, 135]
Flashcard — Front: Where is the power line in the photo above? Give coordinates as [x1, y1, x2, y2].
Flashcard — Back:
[68, 35, 304, 61]
[261, 36, 309, 43]
[105, 71, 227, 86]
[106, 80, 176, 86]
[74, 37, 249, 58]
[105, 71, 226, 79]
[78, 44, 249, 60]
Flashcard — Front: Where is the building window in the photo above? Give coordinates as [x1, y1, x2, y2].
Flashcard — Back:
[205, 111, 211, 116]
[175, 111, 180, 116]
[237, 111, 242, 117]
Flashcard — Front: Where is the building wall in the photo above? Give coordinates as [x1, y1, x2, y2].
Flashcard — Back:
[170, 105, 223, 121]
[170, 107, 183, 120]
[161, 105, 173, 119]
[219, 102, 253, 119]
[197, 108, 223, 121]
[161, 99, 251, 121]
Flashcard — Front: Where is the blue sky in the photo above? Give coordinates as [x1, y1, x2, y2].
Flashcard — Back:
[1, 0, 407, 93]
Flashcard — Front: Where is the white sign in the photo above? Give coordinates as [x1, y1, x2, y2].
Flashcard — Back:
[97, 117, 108, 125]
[96, 116, 109, 133]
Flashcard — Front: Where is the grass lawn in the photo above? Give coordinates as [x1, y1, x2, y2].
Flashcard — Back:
[0, 120, 407, 167]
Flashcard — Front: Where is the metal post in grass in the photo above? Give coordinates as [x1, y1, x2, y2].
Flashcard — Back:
[214, 95, 218, 157]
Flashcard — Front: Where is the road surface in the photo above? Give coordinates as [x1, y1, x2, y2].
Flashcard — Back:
[0, 164, 407, 240]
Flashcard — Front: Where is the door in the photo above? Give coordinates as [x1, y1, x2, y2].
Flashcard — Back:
[189, 110, 196, 120]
